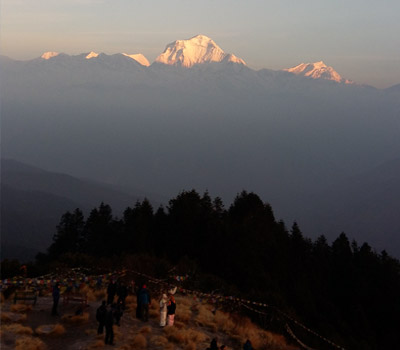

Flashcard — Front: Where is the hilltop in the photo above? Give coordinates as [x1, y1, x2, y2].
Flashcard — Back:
[1, 282, 296, 350]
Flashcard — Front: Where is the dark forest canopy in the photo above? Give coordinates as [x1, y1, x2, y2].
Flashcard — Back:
[5, 190, 400, 349]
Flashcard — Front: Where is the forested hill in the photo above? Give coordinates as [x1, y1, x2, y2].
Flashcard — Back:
[26, 190, 400, 349]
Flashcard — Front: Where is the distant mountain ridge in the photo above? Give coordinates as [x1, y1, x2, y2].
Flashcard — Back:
[7, 34, 358, 83]
[40, 50, 150, 66]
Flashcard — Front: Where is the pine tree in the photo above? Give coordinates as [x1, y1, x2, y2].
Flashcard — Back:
[47, 208, 85, 258]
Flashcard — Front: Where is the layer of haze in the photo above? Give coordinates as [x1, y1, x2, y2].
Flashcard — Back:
[1, 0, 399, 88]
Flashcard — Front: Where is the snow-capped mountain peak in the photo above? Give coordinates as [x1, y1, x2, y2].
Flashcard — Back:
[122, 53, 150, 66]
[41, 52, 59, 60]
[155, 34, 246, 67]
[284, 61, 351, 83]
[85, 51, 99, 59]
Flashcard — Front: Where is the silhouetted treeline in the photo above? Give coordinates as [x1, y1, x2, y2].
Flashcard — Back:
[36, 190, 399, 349]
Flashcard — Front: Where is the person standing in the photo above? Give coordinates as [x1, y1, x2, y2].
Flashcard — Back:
[112, 302, 123, 326]
[209, 338, 218, 350]
[104, 307, 114, 345]
[243, 339, 253, 350]
[135, 282, 142, 319]
[167, 295, 176, 326]
[159, 293, 169, 327]
[96, 301, 107, 334]
[138, 284, 151, 321]
[107, 280, 117, 305]
[117, 281, 128, 310]
[51, 283, 60, 316]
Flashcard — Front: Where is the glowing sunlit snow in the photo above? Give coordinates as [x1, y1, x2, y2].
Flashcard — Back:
[284, 61, 351, 83]
[122, 53, 150, 66]
[41, 52, 59, 60]
[155, 34, 246, 67]
[85, 52, 99, 59]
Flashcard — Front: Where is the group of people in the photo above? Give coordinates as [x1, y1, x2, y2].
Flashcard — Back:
[106, 280, 128, 309]
[135, 283, 177, 327]
[96, 300, 124, 345]
[55, 279, 252, 348]
[159, 292, 176, 327]
[94, 279, 130, 345]
[96, 282, 177, 345]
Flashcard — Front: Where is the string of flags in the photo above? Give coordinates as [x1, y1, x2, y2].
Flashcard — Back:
[1, 267, 345, 350]
[174, 274, 189, 282]
[285, 323, 317, 350]
[111, 269, 347, 350]
[239, 299, 346, 350]
[0, 269, 187, 290]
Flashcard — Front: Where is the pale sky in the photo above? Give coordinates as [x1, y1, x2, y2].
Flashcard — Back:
[1, 0, 399, 88]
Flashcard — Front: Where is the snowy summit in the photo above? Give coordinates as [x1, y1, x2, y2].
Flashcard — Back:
[155, 34, 246, 67]
[85, 51, 99, 59]
[284, 61, 351, 83]
[122, 53, 150, 66]
[41, 52, 59, 60]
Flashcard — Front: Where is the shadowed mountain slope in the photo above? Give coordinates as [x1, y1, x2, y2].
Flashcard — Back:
[1, 159, 149, 260]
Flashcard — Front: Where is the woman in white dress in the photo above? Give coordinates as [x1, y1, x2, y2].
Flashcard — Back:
[159, 293, 169, 327]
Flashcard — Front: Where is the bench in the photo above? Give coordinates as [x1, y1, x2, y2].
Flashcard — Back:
[14, 290, 37, 305]
[63, 293, 88, 306]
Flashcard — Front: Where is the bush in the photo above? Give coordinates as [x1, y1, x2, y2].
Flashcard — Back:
[15, 336, 46, 350]
[150, 335, 168, 347]
[61, 312, 89, 324]
[2, 323, 33, 335]
[10, 304, 33, 313]
[36, 324, 66, 336]
[139, 326, 152, 334]
[1, 312, 27, 323]
[132, 334, 148, 349]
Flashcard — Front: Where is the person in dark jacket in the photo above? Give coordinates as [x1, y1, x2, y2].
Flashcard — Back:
[167, 295, 176, 326]
[117, 281, 128, 310]
[112, 301, 123, 326]
[107, 280, 117, 305]
[138, 284, 151, 321]
[51, 283, 60, 316]
[104, 308, 114, 345]
[208, 338, 218, 350]
[135, 282, 141, 319]
[243, 339, 253, 350]
[96, 301, 107, 334]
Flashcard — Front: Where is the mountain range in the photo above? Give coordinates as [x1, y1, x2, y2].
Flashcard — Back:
[26, 35, 348, 82]
[1, 34, 399, 258]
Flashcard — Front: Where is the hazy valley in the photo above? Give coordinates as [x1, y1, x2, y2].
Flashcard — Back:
[2, 35, 400, 258]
